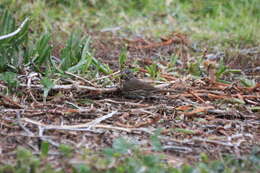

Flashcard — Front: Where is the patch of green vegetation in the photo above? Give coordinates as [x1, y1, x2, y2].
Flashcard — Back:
[146, 63, 160, 79]
[118, 48, 128, 70]
[0, 10, 112, 88]
[0, 139, 259, 173]
[0, 72, 19, 93]
[178, 0, 260, 45]
[0, 10, 29, 73]
[1, 0, 259, 46]
[0, 8, 257, 94]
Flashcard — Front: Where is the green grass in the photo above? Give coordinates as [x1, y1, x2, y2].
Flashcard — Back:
[182, 0, 260, 46]
[1, 0, 259, 46]
[0, 139, 259, 173]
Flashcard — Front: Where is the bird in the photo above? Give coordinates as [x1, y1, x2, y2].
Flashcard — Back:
[120, 70, 176, 99]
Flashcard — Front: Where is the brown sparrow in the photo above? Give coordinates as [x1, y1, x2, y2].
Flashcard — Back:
[120, 70, 175, 98]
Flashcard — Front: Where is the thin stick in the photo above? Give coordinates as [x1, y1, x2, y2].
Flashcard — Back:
[84, 111, 119, 129]
[16, 111, 34, 136]
[162, 145, 192, 153]
[21, 118, 134, 132]
[19, 83, 118, 93]
[21, 111, 118, 130]
[192, 137, 235, 147]
[65, 71, 99, 87]
[91, 70, 121, 82]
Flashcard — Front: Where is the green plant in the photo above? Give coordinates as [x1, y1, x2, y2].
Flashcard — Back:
[73, 164, 91, 173]
[2, 0, 260, 47]
[0, 147, 60, 173]
[118, 47, 128, 70]
[215, 59, 241, 82]
[40, 77, 54, 103]
[188, 59, 203, 77]
[30, 33, 52, 71]
[150, 129, 162, 151]
[59, 144, 74, 157]
[60, 32, 87, 71]
[0, 71, 19, 92]
[102, 138, 168, 173]
[145, 64, 159, 78]
[91, 56, 112, 75]
[60, 33, 111, 75]
[9, 147, 40, 173]
[168, 55, 179, 69]
[0, 142, 259, 173]
[0, 10, 29, 72]
[40, 141, 50, 158]
[240, 77, 256, 88]
[66, 36, 92, 73]
[103, 138, 137, 157]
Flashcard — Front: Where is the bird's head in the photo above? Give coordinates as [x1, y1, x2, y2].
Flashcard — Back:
[120, 69, 135, 81]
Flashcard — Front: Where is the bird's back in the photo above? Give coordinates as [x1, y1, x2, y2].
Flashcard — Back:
[122, 78, 158, 92]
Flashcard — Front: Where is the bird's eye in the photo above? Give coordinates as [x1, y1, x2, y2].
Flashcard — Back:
[124, 69, 132, 75]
